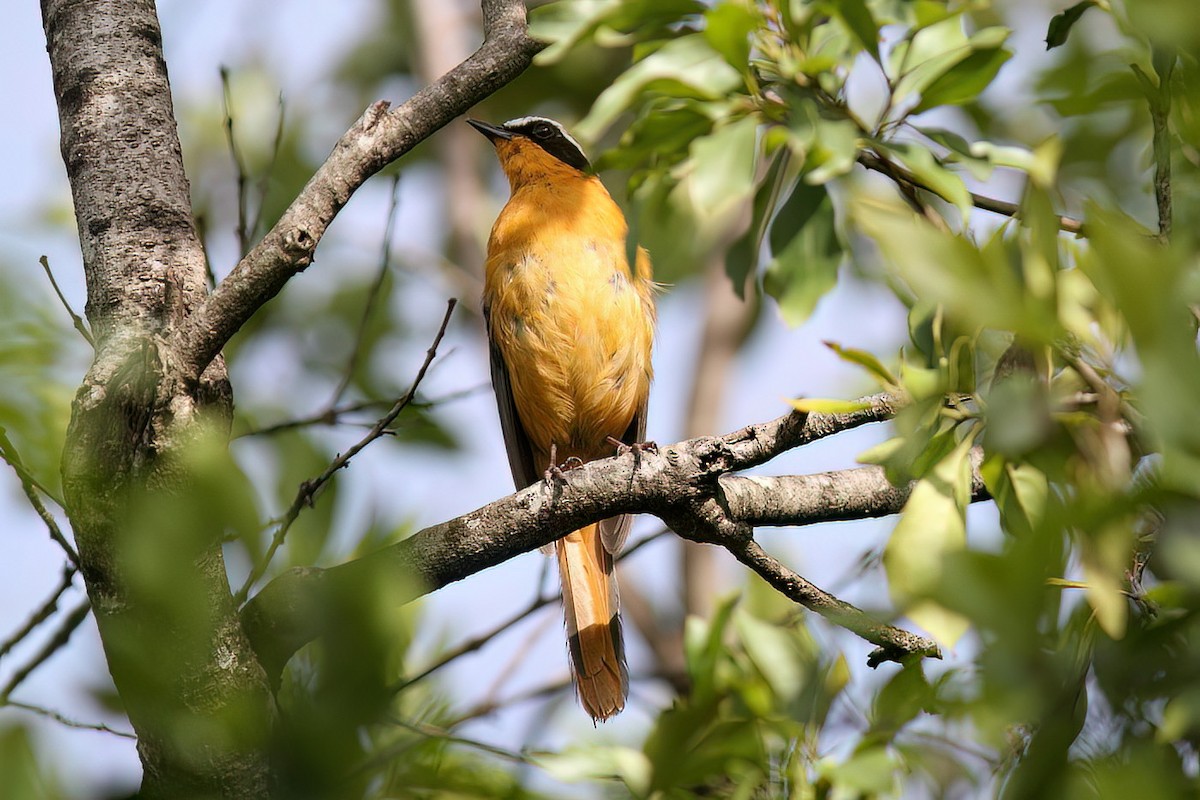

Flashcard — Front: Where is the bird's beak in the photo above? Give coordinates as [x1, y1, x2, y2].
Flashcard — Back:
[467, 118, 513, 142]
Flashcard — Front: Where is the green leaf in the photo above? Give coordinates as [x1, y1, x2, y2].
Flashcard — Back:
[892, 23, 1010, 113]
[883, 434, 975, 647]
[835, 0, 881, 61]
[881, 142, 971, 217]
[872, 662, 934, 735]
[726, 145, 793, 294]
[576, 35, 742, 142]
[1045, 1, 1098, 50]
[763, 182, 841, 325]
[687, 115, 760, 220]
[684, 592, 740, 702]
[538, 747, 652, 796]
[912, 41, 1012, 113]
[823, 341, 899, 386]
[817, 746, 900, 795]
[788, 397, 875, 414]
[703, 2, 761, 69]
[735, 611, 805, 705]
[531, 0, 707, 64]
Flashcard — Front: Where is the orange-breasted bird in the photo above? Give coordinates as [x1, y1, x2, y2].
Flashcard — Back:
[470, 115, 655, 721]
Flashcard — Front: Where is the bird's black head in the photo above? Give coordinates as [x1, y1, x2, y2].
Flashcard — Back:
[468, 116, 590, 172]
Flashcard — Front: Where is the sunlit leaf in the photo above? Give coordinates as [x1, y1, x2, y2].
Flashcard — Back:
[787, 397, 875, 414]
[688, 115, 760, 220]
[576, 35, 741, 142]
[884, 435, 975, 647]
[823, 340, 899, 386]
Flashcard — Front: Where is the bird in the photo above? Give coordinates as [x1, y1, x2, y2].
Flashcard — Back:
[470, 115, 655, 721]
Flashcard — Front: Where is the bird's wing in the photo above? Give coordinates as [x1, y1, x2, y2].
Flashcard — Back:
[484, 303, 540, 490]
[598, 397, 647, 555]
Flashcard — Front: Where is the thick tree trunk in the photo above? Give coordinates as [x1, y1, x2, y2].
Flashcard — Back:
[43, 0, 274, 795]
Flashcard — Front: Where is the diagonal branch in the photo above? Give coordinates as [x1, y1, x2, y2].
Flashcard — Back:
[857, 151, 1085, 235]
[242, 395, 981, 679]
[727, 539, 940, 665]
[171, 0, 543, 380]
[234, 299, 457, 604]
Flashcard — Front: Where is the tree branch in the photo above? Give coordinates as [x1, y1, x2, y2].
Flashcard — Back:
[234, 299, 457, 603]
[727, 540, 940, 666]
[242, 395, 980, 679]
[171, 0, 543, 380]
[857, 152, 1085, 235]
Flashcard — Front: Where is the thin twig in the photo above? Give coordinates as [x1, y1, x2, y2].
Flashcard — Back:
[444, 677, 575, 728]
[234, 299, 458, 604]
[0, 428, 78, 565]
[0, 599, 92, 698]
[727, 539, 941, 666]
[235, 383, 487, 438]
[0, 565, 78, 661]
[388, 528, 669, 695]
[248, 91, 287, 243]
[37, 256, 93, 346]
[330, 173, 403, 405]
[1, 698, 135, 739]
[857, 152, 1085, 235]
[220, 66, 251, 257]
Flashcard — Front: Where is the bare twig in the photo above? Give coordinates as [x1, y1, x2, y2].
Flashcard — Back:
[234, 299, 457, 603]
[727, 539, 941, 666]
[0, 599, 92, 698]
[856, 152, 1085, 235]
[0, 566, 78, 661]
[1, 698, 135, 739]
[235, 382, 487, 438]
[172, 0, 542, 380]
[220, 66, 252, 257]
[37, 256, 93, 346]
[0, 428, 78, 565]
[330, 173, 403, 405]
[389, 529, 669, 695]
[248, 91, 287, 243]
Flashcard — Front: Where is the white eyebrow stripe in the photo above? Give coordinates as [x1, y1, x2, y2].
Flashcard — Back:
[502, 116, 586, 161]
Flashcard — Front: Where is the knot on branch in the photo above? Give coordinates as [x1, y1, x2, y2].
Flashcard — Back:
[283, 228, 317, 268]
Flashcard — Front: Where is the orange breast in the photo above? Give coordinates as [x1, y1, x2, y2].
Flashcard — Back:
[484, 173, 654, 462]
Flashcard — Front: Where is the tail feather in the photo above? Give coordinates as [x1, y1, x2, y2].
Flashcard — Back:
[557, 523, 628, 721]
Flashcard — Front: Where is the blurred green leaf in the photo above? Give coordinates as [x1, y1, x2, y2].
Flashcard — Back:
[726, 145, 793, 294]
[834, 0, 881, 61]
[881, 142, 972, 217]
[763, 181, 841, 325]
[0, 726, 63, 800]
[884, 434, 975, 647]
[576, 35, 742, 142]
[703, 2, 761, 70]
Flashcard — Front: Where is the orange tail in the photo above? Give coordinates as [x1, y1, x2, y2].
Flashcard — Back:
[556, 523, 628, 721]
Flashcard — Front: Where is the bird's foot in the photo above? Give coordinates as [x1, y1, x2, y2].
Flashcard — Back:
[543, 444, 585, 488]
[605, 436, 658, 469]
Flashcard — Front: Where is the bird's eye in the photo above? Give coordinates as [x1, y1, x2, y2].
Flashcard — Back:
[532, 123, 552, 138]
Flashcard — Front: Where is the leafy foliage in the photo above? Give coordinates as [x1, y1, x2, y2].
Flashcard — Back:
[11, 0, 1200, 796]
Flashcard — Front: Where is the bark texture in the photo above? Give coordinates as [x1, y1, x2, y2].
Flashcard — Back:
[43, 0, 274, 795]
[42, 0, 541, 795]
